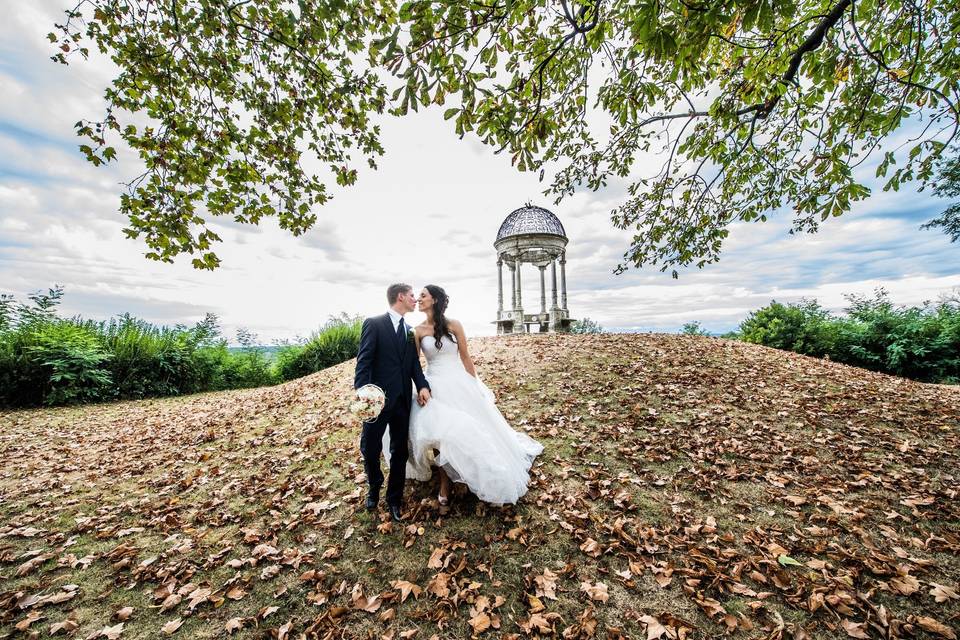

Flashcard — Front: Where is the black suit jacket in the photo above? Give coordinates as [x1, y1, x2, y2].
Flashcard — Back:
[354, 313, 430, 411]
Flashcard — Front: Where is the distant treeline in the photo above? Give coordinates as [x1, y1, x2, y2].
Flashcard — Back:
[683, 290, 960, 384]
[0, 287, 361, 407]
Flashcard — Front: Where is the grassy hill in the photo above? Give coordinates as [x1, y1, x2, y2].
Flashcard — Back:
[1, 334, 958, 639]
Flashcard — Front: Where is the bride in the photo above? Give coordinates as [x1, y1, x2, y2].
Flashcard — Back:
[384, 285, 543, 506]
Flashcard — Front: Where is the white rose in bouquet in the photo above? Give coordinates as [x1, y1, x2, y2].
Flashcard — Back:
[350, 384, 385, 423]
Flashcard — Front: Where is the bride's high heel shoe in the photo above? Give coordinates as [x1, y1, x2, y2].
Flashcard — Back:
[436, 456, 451, 508]
[438, 481, 450, 510]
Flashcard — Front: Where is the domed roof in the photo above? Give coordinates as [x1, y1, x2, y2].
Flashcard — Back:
[496, 205, 566, 242]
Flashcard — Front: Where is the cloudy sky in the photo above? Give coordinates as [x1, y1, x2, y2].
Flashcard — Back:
[1, 4, 957, 343]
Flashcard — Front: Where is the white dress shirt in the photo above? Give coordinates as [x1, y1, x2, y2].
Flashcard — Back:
[387, 308, 407, 334]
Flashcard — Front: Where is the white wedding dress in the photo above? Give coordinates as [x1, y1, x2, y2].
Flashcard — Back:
[383, 335, 543, 505]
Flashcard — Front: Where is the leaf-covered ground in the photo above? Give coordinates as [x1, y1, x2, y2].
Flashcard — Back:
[1, 334, 959, 640]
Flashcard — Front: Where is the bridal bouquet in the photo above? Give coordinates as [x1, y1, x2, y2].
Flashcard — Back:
[350, 384, 385, 423]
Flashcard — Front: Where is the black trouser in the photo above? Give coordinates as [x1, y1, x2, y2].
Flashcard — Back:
[360, 399, 410, 507]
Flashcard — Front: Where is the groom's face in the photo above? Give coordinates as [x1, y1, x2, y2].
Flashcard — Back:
[397, 289, 416, 314]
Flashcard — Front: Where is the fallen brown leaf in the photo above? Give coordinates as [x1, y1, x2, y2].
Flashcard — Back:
[841, 619, 869, 639]
[916, 616, 957, 639]
[391, 580, 423, 602]
[638, 615, 669, 640]
[534, 568, 559, 600]
[160, 618, 183, 635]
[469, 612, 491, 634]
[929, 583, 959, 603]
[426, 572, 451, 599]
[580, 581, 609, 603]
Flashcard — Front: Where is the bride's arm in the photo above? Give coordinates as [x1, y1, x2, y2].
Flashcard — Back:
[450, 320, 477, 378]
[414, 325, 425, 358]
[412, 326, 430, 402]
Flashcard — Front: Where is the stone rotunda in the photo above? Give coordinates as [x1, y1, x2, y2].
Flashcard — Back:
[494, 204, 573, 334]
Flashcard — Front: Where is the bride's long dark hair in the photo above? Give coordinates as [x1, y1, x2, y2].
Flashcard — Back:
[425, 284, 456, 350]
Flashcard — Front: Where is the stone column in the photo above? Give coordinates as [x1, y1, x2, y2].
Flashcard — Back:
[497, 257, 504, 313]
[560, 251, 568, 309]
[515, 259, 523, 308]
[509, 261, 517, 309]
[538, 265, 547, 314]
[550, 260, 558, 308]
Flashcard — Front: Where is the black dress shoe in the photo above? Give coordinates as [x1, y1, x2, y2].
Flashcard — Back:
[365, 494, 378, 511]
[389, 505, 403, 522]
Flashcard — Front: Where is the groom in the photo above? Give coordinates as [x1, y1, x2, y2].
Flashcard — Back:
[354, 283, 431, 522]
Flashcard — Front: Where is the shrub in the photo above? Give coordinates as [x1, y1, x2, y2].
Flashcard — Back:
[0, 287, 294, 407]
[0, 288, 76, 406]
[680, 321, 709, 336]
[221, 328, 278, 388]
[26, 321, 113, 405]
[570, 317, 604, 334]
[0, 294, 14, 332]
[274, 344, 308, 381]
[0, 324, 39, 406]
[833, 291, 960, 382]
[738, 291, 960, 383]
[739, 299, 833, 356]
[276, 315, 362, 381]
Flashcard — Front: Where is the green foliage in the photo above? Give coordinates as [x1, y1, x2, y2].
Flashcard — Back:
[570, 317, 604, 334]
[0, 287, 74, 405]
[739, 291, 960, 383]
[27, 321, 113, 406]
[222, 328, 277, 389]
[1, 315, 114, 407]
[922, 151, 960, 242]
[387, 0, 957, 275]
[680, 321, 709, 336]
[0, 288, 294, 407]
[739, 299, 834, 356]
[833, 291, 960, 382]
[55, 1, 959, 273]
[0, 294, 14, 332]
[19, 285, 64, 324]
[0, 287, 368, 406]
[275, 315, 362, 382]
[92, 312, 236, 398]
[51, 1, 393, 269]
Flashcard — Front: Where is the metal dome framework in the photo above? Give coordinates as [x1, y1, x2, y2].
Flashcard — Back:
[496, 205, 567, 241]
[494, 205, 573, 334]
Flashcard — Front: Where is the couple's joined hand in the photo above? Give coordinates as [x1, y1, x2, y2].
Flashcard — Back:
[417, 388, 431, 407]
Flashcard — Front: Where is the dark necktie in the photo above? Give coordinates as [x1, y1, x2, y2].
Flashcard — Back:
[396, 318, 405, 348]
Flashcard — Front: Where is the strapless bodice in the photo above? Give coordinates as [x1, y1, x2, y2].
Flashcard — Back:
[420, 334, 460, 368]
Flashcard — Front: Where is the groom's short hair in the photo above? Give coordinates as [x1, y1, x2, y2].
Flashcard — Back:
[386, 283, 412, 304]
